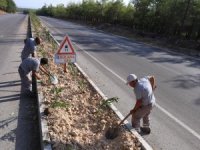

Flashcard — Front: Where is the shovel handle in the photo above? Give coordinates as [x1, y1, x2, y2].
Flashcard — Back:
[41, 66, 54, 78]
[118, 112, 132, 126]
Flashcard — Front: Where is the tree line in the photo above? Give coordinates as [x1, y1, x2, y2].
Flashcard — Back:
[36, 0, 200, 43]
[0, 0, 16, 13]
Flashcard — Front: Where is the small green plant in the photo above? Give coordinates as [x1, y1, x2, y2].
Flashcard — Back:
[51, 100, 70, 109]
[97, 97, 119, 116]
[99, 97, 119, 109]
[78, 79, 86, 91]
[68, 63, 78, 77]
[30, 12, 41, 28]
[45, 29, 51, 41]
[51, 87, 64, 96]
[66, 144, 73, 150]
[95, 97, 119, 117]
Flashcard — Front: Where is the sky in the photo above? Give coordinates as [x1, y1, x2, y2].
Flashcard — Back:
[14, 0, 131, 9]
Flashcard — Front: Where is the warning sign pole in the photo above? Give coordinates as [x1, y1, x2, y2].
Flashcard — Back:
[64, 63, 67, 72]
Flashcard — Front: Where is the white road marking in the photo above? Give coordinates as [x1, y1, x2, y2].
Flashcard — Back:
[75, 44, 200, 141]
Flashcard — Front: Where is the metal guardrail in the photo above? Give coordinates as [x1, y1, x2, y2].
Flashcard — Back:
[28, 15, 43, 149]
[28, 16, 37, 94]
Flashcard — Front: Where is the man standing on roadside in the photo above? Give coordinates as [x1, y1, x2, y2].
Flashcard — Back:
[21, 37, 41, 60]
[18, 57, 48, 97]
[127, 74, 156, 134]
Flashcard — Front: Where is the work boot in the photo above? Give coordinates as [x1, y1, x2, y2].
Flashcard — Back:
[140, 127, 151, 134]
[133, 128, 140, 133]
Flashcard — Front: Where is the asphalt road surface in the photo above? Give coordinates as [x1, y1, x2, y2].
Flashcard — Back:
[40, 16, 200, 150]
[0, 14, 40, 150]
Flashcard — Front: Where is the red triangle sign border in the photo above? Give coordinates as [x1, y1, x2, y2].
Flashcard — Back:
[57, 36, 75, 55]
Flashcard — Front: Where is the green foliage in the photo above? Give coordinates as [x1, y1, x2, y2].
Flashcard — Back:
[44, 29, 51, 41]
[68, 63, 78, 77]
[53, 4, 66, 18]
[95, 97, 119, 117]
[51, 100, 70, 109]
[78, 79, 87, 91]
[99, 97, 119, 109]
[0, 0, 7, 10]
[35, 0, 200, 41]
[30, 12, 41, 29]
[6, 0, 16, 12]
[0, 0, 16, 12]
[121, 3, 135, 27]
[51, 87, 64, 96]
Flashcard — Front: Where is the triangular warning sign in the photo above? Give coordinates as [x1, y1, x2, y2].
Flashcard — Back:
[57, 36, 75, 55]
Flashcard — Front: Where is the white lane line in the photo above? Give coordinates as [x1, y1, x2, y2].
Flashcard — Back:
[75, 45, 200, 141]
[83, 50, 126, 83]
[156, 105, 200, 140]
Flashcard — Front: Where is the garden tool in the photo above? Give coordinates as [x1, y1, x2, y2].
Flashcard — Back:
[105, 112, 132, 140]
[48, 73, 58, 85]
[41, 66, 58, 85]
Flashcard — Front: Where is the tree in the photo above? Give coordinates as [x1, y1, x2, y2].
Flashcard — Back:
[53, 4, 66, 18]
[35, 0, 200, 42]
[0, 0, 7, 11]
[6, 0, 16, 13]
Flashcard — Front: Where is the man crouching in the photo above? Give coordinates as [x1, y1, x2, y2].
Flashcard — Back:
[18, 57, 48, 97]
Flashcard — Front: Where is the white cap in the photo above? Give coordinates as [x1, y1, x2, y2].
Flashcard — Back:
[126, 74, 137, 84]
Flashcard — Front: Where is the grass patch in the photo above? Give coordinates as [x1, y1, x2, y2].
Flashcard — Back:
[51, 100, 70, 109]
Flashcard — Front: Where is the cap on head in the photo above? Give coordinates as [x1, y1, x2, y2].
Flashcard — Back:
[126, 74, 137, 84]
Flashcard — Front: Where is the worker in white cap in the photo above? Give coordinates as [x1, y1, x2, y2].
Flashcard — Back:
[127, 74, 156, 134]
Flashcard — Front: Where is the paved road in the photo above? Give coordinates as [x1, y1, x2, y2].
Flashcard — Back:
[40, 16, 200, 150]
[0, 14, 40, 150]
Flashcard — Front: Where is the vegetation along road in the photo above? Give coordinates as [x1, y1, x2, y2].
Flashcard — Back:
[40, 16, 200, 150]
